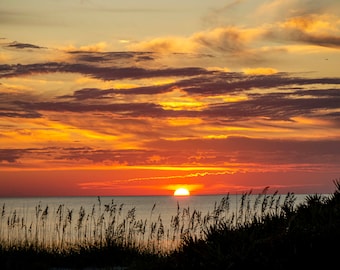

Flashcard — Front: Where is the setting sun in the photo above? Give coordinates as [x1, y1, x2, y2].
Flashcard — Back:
[174, 187, 190, 196]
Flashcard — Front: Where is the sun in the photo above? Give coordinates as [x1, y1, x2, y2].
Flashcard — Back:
[174, 187, 190, 196]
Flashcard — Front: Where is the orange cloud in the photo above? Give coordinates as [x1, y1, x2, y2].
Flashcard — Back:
[266, 14, 340, 48]
[60, 42, 108, 52]
[280, 14, 339, 34]
[129, 26, 264, 55]
[128, 36, 198, 53]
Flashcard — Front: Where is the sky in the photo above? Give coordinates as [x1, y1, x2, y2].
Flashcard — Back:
[1, 0, 340, 196]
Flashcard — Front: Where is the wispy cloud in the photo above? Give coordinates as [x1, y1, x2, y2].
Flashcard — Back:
[2, 135, 340, 172]
[7, 41, 44, 49]
[0, 62, 209, 80]
[265, 14, 340, 48]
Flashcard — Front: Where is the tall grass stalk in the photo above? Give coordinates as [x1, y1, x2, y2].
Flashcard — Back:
[0, 191, 298, 254]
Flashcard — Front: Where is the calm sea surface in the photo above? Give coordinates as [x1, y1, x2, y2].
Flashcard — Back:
[0, 194, 320, 217]
[0, 194, 328, 252]
[0, 194, 311, 226]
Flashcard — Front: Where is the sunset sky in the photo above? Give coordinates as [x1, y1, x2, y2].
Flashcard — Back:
[1, 0, 340, 196]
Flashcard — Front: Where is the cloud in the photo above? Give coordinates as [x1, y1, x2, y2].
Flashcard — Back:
[258, 14, 340, 49]
[67, 51, 156, 65]
[127, 8, 340, 66]
[202, 0, 245, 26]
[0, 62, 210, 80]
[128, 36, 198, 54]
[0, 111, 42, 118]
[3, 136, 340, 170]
[58, 148, 150, 165]
[202, 88, 340, 121]
[192, 27, 261, 54]
[57, 71, 340, 102]
[15, 101, 167, 118]
[58, 42, 109, 54]
[0, 149, 23, 163]
[2, 65, 340, 124]
[129, 26, 264, 59]
[0, 147, 147, 167]
[145, 136, 340, 167]
[7, 41, 44, 49]
[59, 85, 173, 100]
[255, 0, 338, 22]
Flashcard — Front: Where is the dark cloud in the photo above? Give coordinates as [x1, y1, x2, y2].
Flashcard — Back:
[15, 101, 169, 117]
[57, 148, 153, 165]
[1, 69, 338, 123]
[203, 74, 340, 94]
[68, 51, 155, 63]
[10, 88, 340, 123]
[288, 89, 340, 97]
[0, 147, 168, 166]
[0, 62, 210, 80]
[145, 136, 340, 165]
[59, 85, 173, 100]
[7, 41, 44, 49]
[1, 136, 340, 168]
[266, 28, 340, 48]
[59, 72, 340, 100]
[203, 90, 340, 121]
[0, 62, 63, 77]
[0, 149, 23, 163]
[297, 32, 340, 48]
[0, 111, 42, 118]
[0, 148, 58, 165]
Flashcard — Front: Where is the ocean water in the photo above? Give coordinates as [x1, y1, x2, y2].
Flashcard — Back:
[0, 194, 320, 252]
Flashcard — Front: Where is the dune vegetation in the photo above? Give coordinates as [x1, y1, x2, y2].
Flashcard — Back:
[0, 179, 339, 269]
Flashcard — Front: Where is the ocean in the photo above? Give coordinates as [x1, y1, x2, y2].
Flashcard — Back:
[0, 194, 322, 252]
